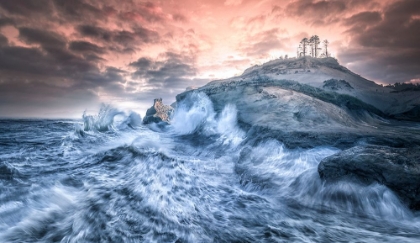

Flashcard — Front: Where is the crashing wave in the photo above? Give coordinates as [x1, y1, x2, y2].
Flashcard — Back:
[81, 104, 142, 133]
[169, 92, 246, 145]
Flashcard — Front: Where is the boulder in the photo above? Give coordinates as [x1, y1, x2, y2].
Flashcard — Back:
[318, 145, 420, 209]
[143, 98, 174, 124]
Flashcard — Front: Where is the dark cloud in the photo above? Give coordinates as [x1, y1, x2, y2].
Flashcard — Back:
[0, 0, 181, 118]
[130, 57, 152, 69]
[285, 0, 346, 25]
[0, 41, 130, 117]
[343, 11, 382, 26]
[76, 24, 159, 51]
[0, 17, 15, 27]
[0, 0, 53, 17]
[293, 0, 346, 15]
[117, 2, 165, 23]
[76, 25, 112, 41]
[82, 54, 104, 62]
[124, 52, 208, 107]
[18, 27, 66, 48]
[0, 39, 103, 118]
[285, 0, 378, 25]
[52, 0, 103, 23]
[68, 66, 128, 96]
[0, 46, 57, 75]
[69, 41, 106, 55]
[0, 33, 7, 46]
[1, 0, 416, 119]
[347, 0, 379, 8]
[342, 11, 382, 34]
[339, 0, 420, 84]
[339, 47, 420, 84]
[134, 26, 160, 42]
[353, 0, 420, 49]
[130, 52, 196, 89]
[0, 44, 110, 87]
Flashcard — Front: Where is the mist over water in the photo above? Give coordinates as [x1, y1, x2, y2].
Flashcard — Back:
[1, 93, 420, 242]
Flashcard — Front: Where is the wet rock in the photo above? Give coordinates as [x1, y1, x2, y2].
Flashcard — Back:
[143, 98, 174, 124]
[318, 145, 420, 209]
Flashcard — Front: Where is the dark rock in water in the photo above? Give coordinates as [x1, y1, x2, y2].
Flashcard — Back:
[318, 145, 420, 209]
[143, 98, 174, 124]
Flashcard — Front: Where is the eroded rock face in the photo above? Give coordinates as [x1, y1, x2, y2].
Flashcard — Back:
[143, 98, 174, 124]
[318, 145, 420, 209]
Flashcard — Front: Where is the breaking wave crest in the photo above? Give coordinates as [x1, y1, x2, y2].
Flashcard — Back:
[170, 92, 245, 145]
[80, 104, 142, 133]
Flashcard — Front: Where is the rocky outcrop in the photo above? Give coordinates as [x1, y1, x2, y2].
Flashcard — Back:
[171, 55, 420, 211]
[318, 145, 420, 209]
[187, 56, 420, 122]
[143, 98, 174, 124]
[175, 75, 420, 149]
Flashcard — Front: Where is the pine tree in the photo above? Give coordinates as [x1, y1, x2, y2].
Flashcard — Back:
[309, 36, 315, 57]
[300, 38, 309, 57]
[323, 39, 329, 57]
[312, 35, 321, 58]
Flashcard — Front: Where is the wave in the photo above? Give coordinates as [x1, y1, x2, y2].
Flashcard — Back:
[234, 139, 417, 221]
[0, 118, 420, 242]
[170, 92, 216, 135]
[169, 92, 245, 146]
[81, 104, 142, 133]
[2, 96, 420, 242]
[0, 161, 23, 181]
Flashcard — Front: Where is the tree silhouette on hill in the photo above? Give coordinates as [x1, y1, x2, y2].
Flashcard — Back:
[298, 35, 329, 58]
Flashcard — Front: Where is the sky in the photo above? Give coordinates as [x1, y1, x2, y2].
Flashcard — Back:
[0, 0, 419, 118]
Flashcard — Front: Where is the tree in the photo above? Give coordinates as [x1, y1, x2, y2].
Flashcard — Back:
[309, 36, 315, 57]
[300, 38, 309, 57]
[311, 35, 321, 57]
[323, 39, 329, 57]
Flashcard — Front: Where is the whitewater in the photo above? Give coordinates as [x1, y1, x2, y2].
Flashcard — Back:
[1, 92, 420, 242]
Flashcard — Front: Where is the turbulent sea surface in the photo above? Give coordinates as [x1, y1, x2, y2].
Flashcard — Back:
[1, 94, 420, 242]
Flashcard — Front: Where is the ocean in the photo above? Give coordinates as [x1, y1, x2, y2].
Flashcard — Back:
[0, 95, 419, 242]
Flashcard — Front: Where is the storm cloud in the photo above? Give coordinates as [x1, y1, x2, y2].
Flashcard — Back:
[0, 0, 179, 117]
[0, 0, 418, 118]
[129, 52, 199, 94]
[338, 0, 420, 83]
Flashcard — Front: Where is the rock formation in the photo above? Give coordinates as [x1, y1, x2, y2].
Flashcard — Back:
[175, 57, 420, 148]
[318, 145, 420, 209]
[143, 98, 174, 124]
[173, 56, 420, 209]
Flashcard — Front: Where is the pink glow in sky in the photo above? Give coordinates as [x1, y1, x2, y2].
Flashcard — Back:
[0, 0, 419, 118]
